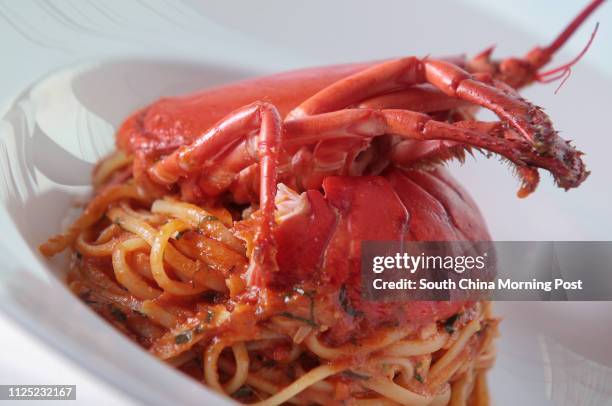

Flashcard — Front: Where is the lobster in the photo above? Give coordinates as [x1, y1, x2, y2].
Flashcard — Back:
[113, 0, 602, 340]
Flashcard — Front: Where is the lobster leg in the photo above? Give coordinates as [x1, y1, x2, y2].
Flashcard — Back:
[150, 101, 283, 288]
[355, 85, 477, 167]
[283, 108, 586, 196]
[357, 84, 473, 113]
[289, 57, 574, 159]
[288, 57, 425, 119]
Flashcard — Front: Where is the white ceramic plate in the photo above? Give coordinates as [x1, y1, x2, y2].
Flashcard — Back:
[0, 60, 240, 406]
[1, 1, 612, 405]
[2, 55, 611, 406]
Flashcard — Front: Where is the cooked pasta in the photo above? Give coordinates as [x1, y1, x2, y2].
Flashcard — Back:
[41, 150, 499, 405]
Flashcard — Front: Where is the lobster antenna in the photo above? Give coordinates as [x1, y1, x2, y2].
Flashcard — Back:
[543, 0, 605, 56]
[538, 22, 599, 93]
[533, 0, 605, 92]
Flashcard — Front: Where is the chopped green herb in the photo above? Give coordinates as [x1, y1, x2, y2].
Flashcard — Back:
[293, 286, 316, 299]
[414, 372, 424, 383]
[206, 309, 215, 323]
[444, 314, 460, 334]
[339, 285, 362, 317]
[175, 331, 193, 345]
[277, 312, 317, 327]
[109, 306, 127, 322]
[194, 323, 205, 334]
[293, 286, 316, 324]
[232, 385, 253, 399]
[202, 215, 219, 222]
[342, 370, 370, 381]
